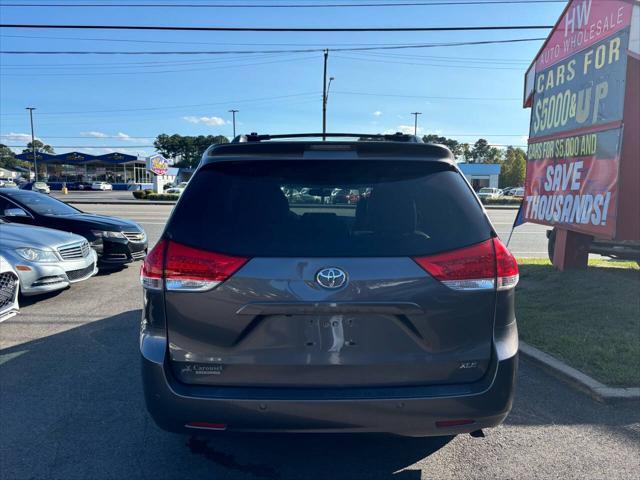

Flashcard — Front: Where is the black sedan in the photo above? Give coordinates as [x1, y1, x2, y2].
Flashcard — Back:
[0, 188, 147, 268]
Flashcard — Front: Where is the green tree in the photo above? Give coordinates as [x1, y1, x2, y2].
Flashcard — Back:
[471, 138, 502, 163]
[460, 142, 472, 162]
[0, 144, 17, 169]
[422, 134, 462, 157]
[22, 139, 55, 155]
[154, 134, 229, 167]
[500, 146, 527, 187]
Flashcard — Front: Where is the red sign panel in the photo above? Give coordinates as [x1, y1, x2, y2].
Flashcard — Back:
[524, 127, 622, 237]
[535, 0, 634, 70]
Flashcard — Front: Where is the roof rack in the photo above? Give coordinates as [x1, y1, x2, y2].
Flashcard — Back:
[231, 132, 423, 143]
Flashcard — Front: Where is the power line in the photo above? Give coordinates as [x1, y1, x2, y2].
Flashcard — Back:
[0, 37, 547, 56]
[0, 90, 522, 117]
[5, 143, 529, 149]
[332, 91, 521, 100]
[0, 23, 553, 32]
[0, 1, 565, 7]
[0, 54, 317, 75]
[1, 52, 530, 68]
[333, 53, 525, 70]
[3, 133, 529, 139]
[0, 92, 318, 116]
[346, 50, 528, 64]
[1, 135, 156, 139]
[0, 53, 529, 67]
[0, 52, 293, 67]
[0, 34, 539, 52]
[7, 145, 155, 148]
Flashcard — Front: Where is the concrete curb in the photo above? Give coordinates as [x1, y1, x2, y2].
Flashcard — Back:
[484, 205, 520, 210]
[519, 341, 640, 403]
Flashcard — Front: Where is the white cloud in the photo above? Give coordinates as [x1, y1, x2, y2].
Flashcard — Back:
[115, 132, 140, 142]
[80, 131, 108, 138]
[182, 116, 228, 126]
[373, 111, 382, 117]
[80, 131, 144, 142]
[1, 132, 38, 142]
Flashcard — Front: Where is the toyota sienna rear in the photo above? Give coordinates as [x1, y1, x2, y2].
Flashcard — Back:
[140, 133, 519, 437]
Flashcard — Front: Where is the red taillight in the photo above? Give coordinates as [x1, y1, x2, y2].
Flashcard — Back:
[140, 240, 248, 292]
[140, 239, 167, 290]
[494, 237, 519, 291]
[164, 241, 248, 291]
[413, 238, 518, 291]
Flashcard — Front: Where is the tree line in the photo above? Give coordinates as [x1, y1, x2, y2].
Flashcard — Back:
[1, 134, 526, 188]
[0, 140, 55, 173]
[422, 134, 526, 188]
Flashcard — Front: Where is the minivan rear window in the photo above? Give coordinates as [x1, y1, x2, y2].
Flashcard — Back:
[167, 160, 491, 257]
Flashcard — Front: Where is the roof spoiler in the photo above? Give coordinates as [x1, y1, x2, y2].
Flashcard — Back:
[231, 132, 423, 143]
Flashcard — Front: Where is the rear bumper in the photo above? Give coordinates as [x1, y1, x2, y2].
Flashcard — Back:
[141, 323, 518, 437]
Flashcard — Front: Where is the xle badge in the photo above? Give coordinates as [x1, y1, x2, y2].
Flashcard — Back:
[459, 361, 478, 369]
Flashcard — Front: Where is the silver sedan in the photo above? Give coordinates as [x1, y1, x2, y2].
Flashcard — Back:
[0, 219, 98, 296]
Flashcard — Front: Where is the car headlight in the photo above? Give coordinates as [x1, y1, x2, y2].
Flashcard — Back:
[16, 247, 59, 262]
[91, 230, 126, 239]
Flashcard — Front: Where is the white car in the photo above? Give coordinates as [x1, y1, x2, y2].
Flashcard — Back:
[165, 182, 188, 195]
[0, 180, 18, 189]
[511, 187, 525, 198]
[477, 187, 503, 200]
[32, 181, 50, 194]
[0, 255, 20, 322]
[91, 182, 113, 191]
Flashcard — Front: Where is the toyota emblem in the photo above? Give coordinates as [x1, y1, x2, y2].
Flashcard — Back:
[316, 267, 347, 289]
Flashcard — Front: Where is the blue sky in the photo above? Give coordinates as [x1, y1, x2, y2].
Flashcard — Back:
[0, 0, 567, 157]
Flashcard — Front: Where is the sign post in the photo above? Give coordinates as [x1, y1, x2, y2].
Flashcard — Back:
[146, 154, 170, 193]
[522, 0, 639, 270]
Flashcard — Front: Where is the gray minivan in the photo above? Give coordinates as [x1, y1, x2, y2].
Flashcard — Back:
[140, 133, 519, 437]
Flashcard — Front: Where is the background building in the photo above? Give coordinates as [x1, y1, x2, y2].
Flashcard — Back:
[15, 151, 154, 189]
[457, 163, 501, 190]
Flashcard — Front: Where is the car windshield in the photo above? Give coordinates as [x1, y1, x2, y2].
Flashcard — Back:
[4, 191, 79, 216]
[479, 188, 493, 193]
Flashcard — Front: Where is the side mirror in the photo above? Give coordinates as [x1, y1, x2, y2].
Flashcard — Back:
[4, 207, 29, 218]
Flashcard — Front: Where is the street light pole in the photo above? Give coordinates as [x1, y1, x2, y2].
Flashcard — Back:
[26, 107, 37, 182]
[411, 112, 422, 136]
[228, 109, 238, 138]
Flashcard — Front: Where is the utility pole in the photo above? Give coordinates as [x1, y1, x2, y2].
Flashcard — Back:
[228, 109, 238, 138]
[411, 112, 422, 136]
[322, 49, 328, 140]
[26, 107, 37, 182]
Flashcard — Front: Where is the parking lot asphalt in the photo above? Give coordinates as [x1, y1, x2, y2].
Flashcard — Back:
[2, 203, 638, 479]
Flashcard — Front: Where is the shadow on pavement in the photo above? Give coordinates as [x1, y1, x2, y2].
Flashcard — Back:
[0, 309, 451, 479]
[2, 309, 638, 479]
[18, 288, 67, 307]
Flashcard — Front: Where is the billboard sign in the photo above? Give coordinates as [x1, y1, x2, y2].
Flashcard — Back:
[146, 154, 169, 176]
[523, 0, 636, 239]
[525, 127, 621, 237]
